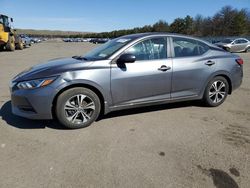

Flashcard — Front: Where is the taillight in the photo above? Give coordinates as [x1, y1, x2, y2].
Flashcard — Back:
[236, 58, 244, 65]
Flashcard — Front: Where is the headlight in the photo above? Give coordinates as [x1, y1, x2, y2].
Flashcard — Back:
[17, 77, 56, 89]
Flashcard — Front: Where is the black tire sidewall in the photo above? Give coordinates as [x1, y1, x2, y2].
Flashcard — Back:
[56, 87, 101, 129]
[203, 76, 229, 107]
[246, 47, 250, 53]
[6, 36, 15, 51]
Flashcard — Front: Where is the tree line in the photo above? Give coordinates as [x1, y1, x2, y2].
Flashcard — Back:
[83, 6, 250, 38]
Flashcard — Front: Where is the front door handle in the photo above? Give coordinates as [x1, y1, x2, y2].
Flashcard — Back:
[158, 65, 171, 71]
[205, 60, 215, 66]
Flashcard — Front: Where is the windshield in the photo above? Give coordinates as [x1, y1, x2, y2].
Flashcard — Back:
[220, 39, 233, 44]
[83, 37, 132, 60]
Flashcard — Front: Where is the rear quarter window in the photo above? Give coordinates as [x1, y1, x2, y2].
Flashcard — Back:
[173, 37, 209, 57]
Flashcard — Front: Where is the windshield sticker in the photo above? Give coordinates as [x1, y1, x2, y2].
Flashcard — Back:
[99, 53, 107, 57]
[116, 39, 131, 43]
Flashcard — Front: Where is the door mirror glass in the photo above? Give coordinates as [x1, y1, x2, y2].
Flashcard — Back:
[117, 53, 136, 63]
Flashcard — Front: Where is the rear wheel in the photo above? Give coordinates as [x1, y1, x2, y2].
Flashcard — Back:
[203, 76, 229, 107]
[6, 36, 15, 51]
[56, 87, 101, 129]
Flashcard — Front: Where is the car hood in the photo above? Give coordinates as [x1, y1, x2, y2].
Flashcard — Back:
[13, 57, 94, 82]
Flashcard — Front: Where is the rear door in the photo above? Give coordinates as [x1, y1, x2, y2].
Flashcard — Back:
[170, 37, 215, 99]
[111, 37, 172, 106]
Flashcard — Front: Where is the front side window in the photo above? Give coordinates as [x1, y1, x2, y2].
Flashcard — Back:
[234, 40, 241, 44]
[125, 37, 167, 61]
[234, 39, 248, 44]
[173, 37, 209, 57]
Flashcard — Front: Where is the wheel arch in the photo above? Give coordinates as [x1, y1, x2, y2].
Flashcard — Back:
[201, 71, 233, 98]
[52, 83, 106, 119]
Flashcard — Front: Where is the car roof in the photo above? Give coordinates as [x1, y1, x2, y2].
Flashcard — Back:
[234, 38, 249, 41]
[118, 32, 213, 46]
[121, 32, 192, 39]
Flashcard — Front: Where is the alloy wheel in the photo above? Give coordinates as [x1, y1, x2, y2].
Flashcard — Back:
[64, 94, 95, 124]
[209, 80, 226, 104]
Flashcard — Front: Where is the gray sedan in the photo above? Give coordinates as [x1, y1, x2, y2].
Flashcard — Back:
[215, 38, 250, 52]
[10, 33, 243, 129]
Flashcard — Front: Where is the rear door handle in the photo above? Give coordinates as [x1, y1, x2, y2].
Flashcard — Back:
[205, 61, 215, 66]
[158, 65, 171, 71]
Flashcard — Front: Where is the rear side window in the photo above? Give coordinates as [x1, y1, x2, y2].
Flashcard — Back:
[235, 39, 248, 44]
[173, 37, 209, 57]
[125, 37, 167, 61]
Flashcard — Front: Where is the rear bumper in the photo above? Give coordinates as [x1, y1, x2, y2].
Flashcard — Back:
[231, 65, 243, 92]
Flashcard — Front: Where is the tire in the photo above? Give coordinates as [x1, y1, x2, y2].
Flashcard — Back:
[203, 76, 229, 107]
[225, 47, 231, 52]
[16, 40, 24, 50]
[245, 47, 250, 53]
[6, 36, 15, 51]
[56, 87, 101, 129]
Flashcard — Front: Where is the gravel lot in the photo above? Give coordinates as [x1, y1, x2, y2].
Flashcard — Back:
[0, 41, 249, 188]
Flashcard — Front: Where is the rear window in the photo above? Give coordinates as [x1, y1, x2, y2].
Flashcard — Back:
[221, 39, 233, 43]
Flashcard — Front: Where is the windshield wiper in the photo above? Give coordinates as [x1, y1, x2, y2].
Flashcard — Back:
[72, 56, 88, 61]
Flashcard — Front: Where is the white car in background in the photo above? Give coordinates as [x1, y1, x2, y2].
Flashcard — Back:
[215, 38, 250, 53]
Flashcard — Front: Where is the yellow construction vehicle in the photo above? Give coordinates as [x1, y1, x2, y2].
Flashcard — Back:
[0, 14, 23, 51]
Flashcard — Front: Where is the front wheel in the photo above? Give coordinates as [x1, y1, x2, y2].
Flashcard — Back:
[6, 36, 15, 51]
[203, 76, 229, 107]
[56, 87, 101, 129]
[245, 47, 250, 53]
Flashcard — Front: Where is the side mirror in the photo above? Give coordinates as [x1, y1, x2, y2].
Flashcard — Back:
[117, 53, 136, 64]
[10, 18, 13, 22]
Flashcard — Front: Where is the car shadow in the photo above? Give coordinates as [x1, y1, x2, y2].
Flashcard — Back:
[0, 100, 203, 129]
[0, 101, 66, 130]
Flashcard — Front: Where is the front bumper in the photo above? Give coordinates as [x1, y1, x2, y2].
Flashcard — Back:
[10, 85, 56, 120]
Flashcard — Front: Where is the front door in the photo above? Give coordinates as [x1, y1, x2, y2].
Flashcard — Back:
[111, 37, 172, 106]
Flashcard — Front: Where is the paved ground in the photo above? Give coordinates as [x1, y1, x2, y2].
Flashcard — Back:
[0, 41, 249, 188]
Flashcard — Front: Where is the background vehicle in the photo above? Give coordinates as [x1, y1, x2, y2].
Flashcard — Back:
[215, 38, 250, 52]
[10, 33, 243, 129]
[0, 14, 23, 51]
[20, 34, 32, 47]
[89, 38, 109, 44]
[30, 37, 41, 43]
